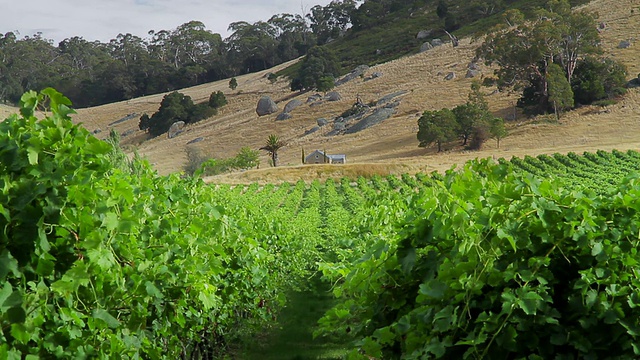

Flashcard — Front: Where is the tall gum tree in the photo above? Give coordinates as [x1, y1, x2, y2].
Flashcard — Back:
[476, 0, 599, 111]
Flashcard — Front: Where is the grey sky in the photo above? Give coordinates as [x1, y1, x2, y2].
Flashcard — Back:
[1, 0, 332, 44]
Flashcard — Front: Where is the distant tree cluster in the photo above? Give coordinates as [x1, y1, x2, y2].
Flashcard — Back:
[139, 90, 226, 137]
[290, 46, 340, 92]
[418, 82, 506, 151]
[0, 1, 360, 108]
[477, 0, 628, 117]
[1, 0, 602, 111]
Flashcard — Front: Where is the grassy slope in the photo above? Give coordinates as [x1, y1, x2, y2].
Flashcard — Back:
[290, 0, 592, 72]
[67, 0, 640, 183]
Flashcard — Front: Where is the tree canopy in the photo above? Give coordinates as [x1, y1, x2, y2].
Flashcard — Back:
[476, 0, 623, 115]
[139, 91, 216, 137]
[291, 46, 340, 91]
[417, 108, 459, 152]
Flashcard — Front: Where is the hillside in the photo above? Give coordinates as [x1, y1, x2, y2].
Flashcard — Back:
[0, 104, 18, 119]
[70, 0, 640, 181]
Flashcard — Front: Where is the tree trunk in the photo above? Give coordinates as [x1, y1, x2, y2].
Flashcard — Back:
[272, 152, 278, 167]
[437, 141, 442, 152]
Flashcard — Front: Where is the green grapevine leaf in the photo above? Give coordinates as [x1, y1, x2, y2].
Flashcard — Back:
[591, 242, 603, 256]
[198, 290, 219, 311]
[92, 309, 121, 329]
[0, 251, 18, 280]
[1, 290, 23, 309]
[19, 90, 40, 118]
[373, 326, 395, 345]
[102, 212, 119, 231]
[6, 306, 26, 323]
[10, 323, 30, 344]
[27, 147, 38, 165]
[145, 281, 163, 300]
[419, 280, 447, 300]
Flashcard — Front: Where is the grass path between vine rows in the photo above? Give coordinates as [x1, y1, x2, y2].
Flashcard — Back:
[239, 276, 350, 360]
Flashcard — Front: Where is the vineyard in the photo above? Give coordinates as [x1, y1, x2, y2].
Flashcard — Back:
[3, 90, 640, 358]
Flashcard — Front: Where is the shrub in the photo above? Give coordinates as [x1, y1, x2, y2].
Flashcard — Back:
[572, 57, 628, 105]
[185, 146, 260, 177]
[229, 77, 238, 90]
[233, 147, 260, 170]
[208, 91, 227, 109]
[467, 125, 488, 150]
[340, 102, 368, 119]
[140, 92, 215, 137]
[184, 146, 209, 176]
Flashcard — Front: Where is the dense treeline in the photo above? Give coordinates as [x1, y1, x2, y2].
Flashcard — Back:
[1, 0, 595, 109]
[0, 5, 347, 108]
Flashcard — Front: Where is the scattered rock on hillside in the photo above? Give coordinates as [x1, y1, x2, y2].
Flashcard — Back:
[383, 101, 401, 109]
[306, 93, 322, 104]
[256, 96, 278, 116]
[618, 40, 632, 49]
[466, 69, 481, 78]
[92, 128, 102, 134]
[336, 65, 369, 85]
[168, 121, 185, 139]
[333, 122, 346, 131]
[317, 118, 329, 127]
[325, 91, 342, 101]
[187, 137, 204, 145]
[444, 72, 456, 81]
[375, 49, 382, 55]
[627, 76, 640, 88]
[416, 29, 433, 39]
[420, 42, 434, 53]
[108, 113, 138, 127]
[304, 126, 320, 136]
[468, 62, 480, 70]
[276, 112, 292, 121]
[431, 38, 443, 47]
[364, 71, 383, 82]
[377, 90, 408, 106]
[345, 108, 395, 134]
[283, 99, 303, 113]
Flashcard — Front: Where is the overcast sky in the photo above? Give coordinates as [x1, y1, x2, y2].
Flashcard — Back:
[1, 0, 333, 45]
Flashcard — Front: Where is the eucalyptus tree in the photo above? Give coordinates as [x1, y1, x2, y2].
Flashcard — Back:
[476, 0, 600, 114]
[268, 13, 315, 61]
[307, 0, 356, 44]
[0, 32, 62, 103]
[225, 21, 278, 73]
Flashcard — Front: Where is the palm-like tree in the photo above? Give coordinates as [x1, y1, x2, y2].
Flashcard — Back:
[260, 134, 286, 167]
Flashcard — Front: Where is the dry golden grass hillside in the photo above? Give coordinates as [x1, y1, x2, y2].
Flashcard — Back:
[67, 0, 640, 183]
[0, 104, 18, 119]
